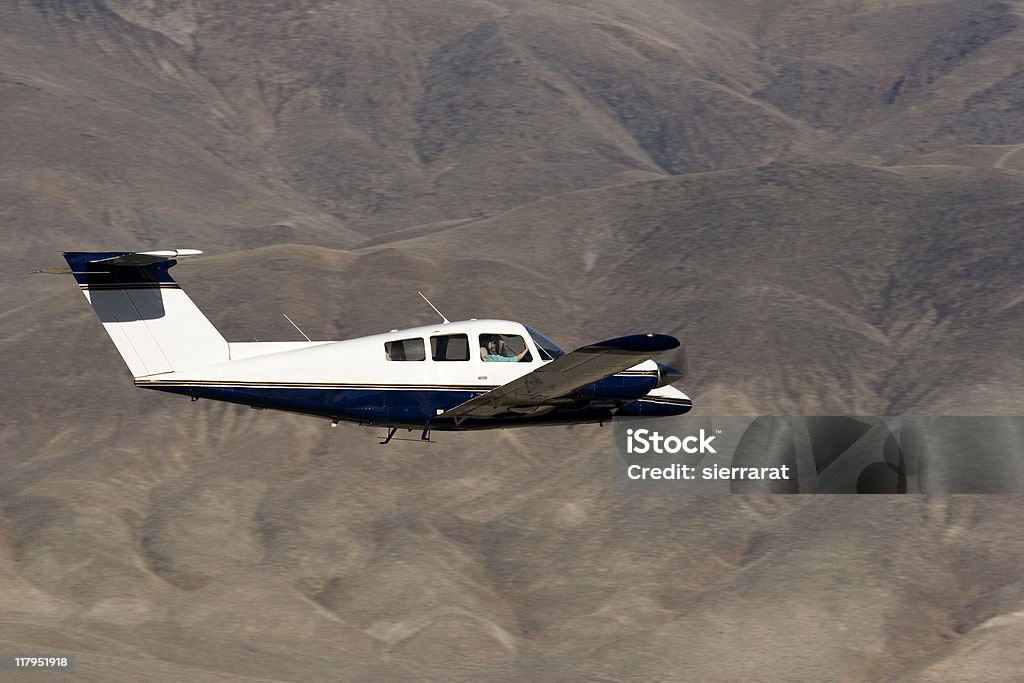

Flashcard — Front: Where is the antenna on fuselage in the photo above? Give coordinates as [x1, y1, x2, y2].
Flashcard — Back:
[418, 291, 450, 324]
[283, 313, 312, 342]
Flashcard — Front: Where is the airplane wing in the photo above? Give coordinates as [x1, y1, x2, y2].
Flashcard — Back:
[440, 333, 679, 420]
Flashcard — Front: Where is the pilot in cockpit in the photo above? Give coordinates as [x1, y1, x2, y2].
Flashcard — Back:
[481, 336, 529, 362]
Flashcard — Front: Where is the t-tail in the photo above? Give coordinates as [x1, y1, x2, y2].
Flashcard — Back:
[64, 250, 228, 378]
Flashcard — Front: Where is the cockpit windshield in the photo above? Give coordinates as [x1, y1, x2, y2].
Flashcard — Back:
[524, 325, 566, 361]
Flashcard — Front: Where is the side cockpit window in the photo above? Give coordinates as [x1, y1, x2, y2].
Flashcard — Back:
[479, 334, 533, 362]
[385, 338, 425, 361]
[431, 334, 470, 361]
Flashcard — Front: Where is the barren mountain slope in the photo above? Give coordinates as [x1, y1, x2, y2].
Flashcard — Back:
[3, 0, 1024, 680]
[3, 238, 1023, 680]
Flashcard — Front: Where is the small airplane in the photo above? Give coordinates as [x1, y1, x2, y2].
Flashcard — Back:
[62, 249, 691, 443]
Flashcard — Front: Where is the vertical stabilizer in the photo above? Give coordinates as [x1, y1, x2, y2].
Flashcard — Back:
[64, 250, 228, 377]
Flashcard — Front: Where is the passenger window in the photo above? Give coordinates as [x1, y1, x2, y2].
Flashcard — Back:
[479, 334, 533, 363]
[430, 334, 470, 361]
[385, 338, 425, 361]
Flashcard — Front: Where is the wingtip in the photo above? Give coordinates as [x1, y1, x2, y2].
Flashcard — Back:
[587, 333, 679, 353]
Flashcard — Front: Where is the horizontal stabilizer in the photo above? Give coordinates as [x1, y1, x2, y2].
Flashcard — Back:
[89, 249, 203, 267]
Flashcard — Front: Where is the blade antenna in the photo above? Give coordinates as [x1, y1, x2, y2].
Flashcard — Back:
[283, 313, 312, 342]
[418, 291, 450, 324]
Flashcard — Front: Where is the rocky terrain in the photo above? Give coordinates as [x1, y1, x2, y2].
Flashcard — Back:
[2, 1, 1024, 680]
